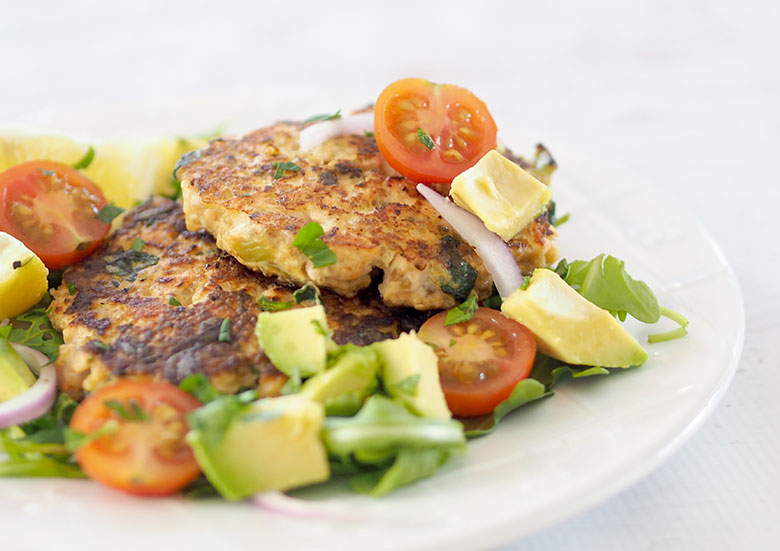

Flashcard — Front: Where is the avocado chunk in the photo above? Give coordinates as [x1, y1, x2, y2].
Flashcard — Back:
[0, 338, 36, 402]
[255, 305, 331, 377]
[299, 344, 379, 416]
[187, 395, 329, 500]
[501, 268, 648, 367]
[449, 150, 553, 241]
[374, 332, 451, 420]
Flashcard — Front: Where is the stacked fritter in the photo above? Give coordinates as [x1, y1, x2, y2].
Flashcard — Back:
[50, 122, 557, 399]
[49, 198, 428, 400]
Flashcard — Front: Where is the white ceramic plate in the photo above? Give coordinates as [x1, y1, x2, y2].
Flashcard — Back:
[0, 96, 744, 551]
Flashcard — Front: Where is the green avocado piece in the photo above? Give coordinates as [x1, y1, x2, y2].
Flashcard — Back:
[373, 332, 451, 420]
[0, 338, 36, 402]
[299, 345, 379, 415]
[255, 305, 331, 377]
[501, 268, 648, 367]
[186, 395, 330, 500]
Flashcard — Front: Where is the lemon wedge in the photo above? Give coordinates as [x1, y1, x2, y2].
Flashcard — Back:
[0, 135, 207, 209]
[0, 232, 49, 320]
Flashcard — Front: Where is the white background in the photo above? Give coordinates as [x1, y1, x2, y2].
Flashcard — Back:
[1, 1, 778, 549]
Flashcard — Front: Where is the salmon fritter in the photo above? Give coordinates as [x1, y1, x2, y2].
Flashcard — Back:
[177, 122, 558, 311]
[49, 197, 430, 400]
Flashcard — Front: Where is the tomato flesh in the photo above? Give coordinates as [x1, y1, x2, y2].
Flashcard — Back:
[374, 78, 498, 184]
[0, 160, 110, 269]
[418, 308, 536, 417]
[69, 380, 202, 496]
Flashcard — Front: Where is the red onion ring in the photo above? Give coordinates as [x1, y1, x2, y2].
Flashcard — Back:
[0, 344, 57, 428]
[298, 113, 374, 152]
[253, 490, 364, 521]
[417, 184, 525, 298]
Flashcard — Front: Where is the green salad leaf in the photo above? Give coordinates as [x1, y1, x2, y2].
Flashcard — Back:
[0, 393, 86, 479]
[179, 374, 223, 404]
[7, 302, 63, 361]
[324, 396, 466, 496]
[558, 254, 660, 323]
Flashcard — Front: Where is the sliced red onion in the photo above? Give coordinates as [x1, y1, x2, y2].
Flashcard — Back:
[417, 184, 525, 298]
[298, 112, 374, 152]
[10, 343, 49, 376]
[0, 345, 57, 428]
[253, 490, 364, 521]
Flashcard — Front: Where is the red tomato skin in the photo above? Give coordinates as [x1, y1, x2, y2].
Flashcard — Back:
[374, 78, 498, 184]
[418, 308, 536, 417]
[0, 160, 110, 269]
[69, 379, 202, 497]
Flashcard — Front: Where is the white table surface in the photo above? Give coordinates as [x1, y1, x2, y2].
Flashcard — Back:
[2, 1, 778, 549]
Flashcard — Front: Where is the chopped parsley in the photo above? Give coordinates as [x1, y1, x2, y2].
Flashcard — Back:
[130, 238, 145, 251]
[304, 109, 342, 123]
[68, 282, 76, 295]
[218, 318, 231, 343]
[445, 294, 479, 326]
[293, 222, 337, 268]
[169, 296, 182, 307]
[272, 161, 301, 179]
[417, 128, 435, 150]
[364, 130, 375, 138]
[72, 146, 95, 170]
[96, 204, 125, 224]
[104, 399, 149, 422]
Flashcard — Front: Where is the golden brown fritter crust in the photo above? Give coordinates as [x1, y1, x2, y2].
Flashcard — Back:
[177, 122, 558, 310]
[49, 197, 430, 400]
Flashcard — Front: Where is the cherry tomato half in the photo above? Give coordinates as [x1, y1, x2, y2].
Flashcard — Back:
[69, 380, 202, 497]
[374, 78, 498, 184]
[418, 307, 536, 417]
[0, 160, 110, 269]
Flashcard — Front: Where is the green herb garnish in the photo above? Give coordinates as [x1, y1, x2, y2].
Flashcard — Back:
[293, 222, 337, 268]
[304, 109, 342, 123]
[179, 374, 222, 404]
[169, 296, 182, 307]
[272, 161, 301, 179]
[72, 146, 95, 170]
[445, 294, 479, 326]
[417, 128, 435, 150]
[104, 399, 149, 421]
[67, 282, 76, 295]
[96, 204, 125, 224]
[130, 238, 145, 251]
